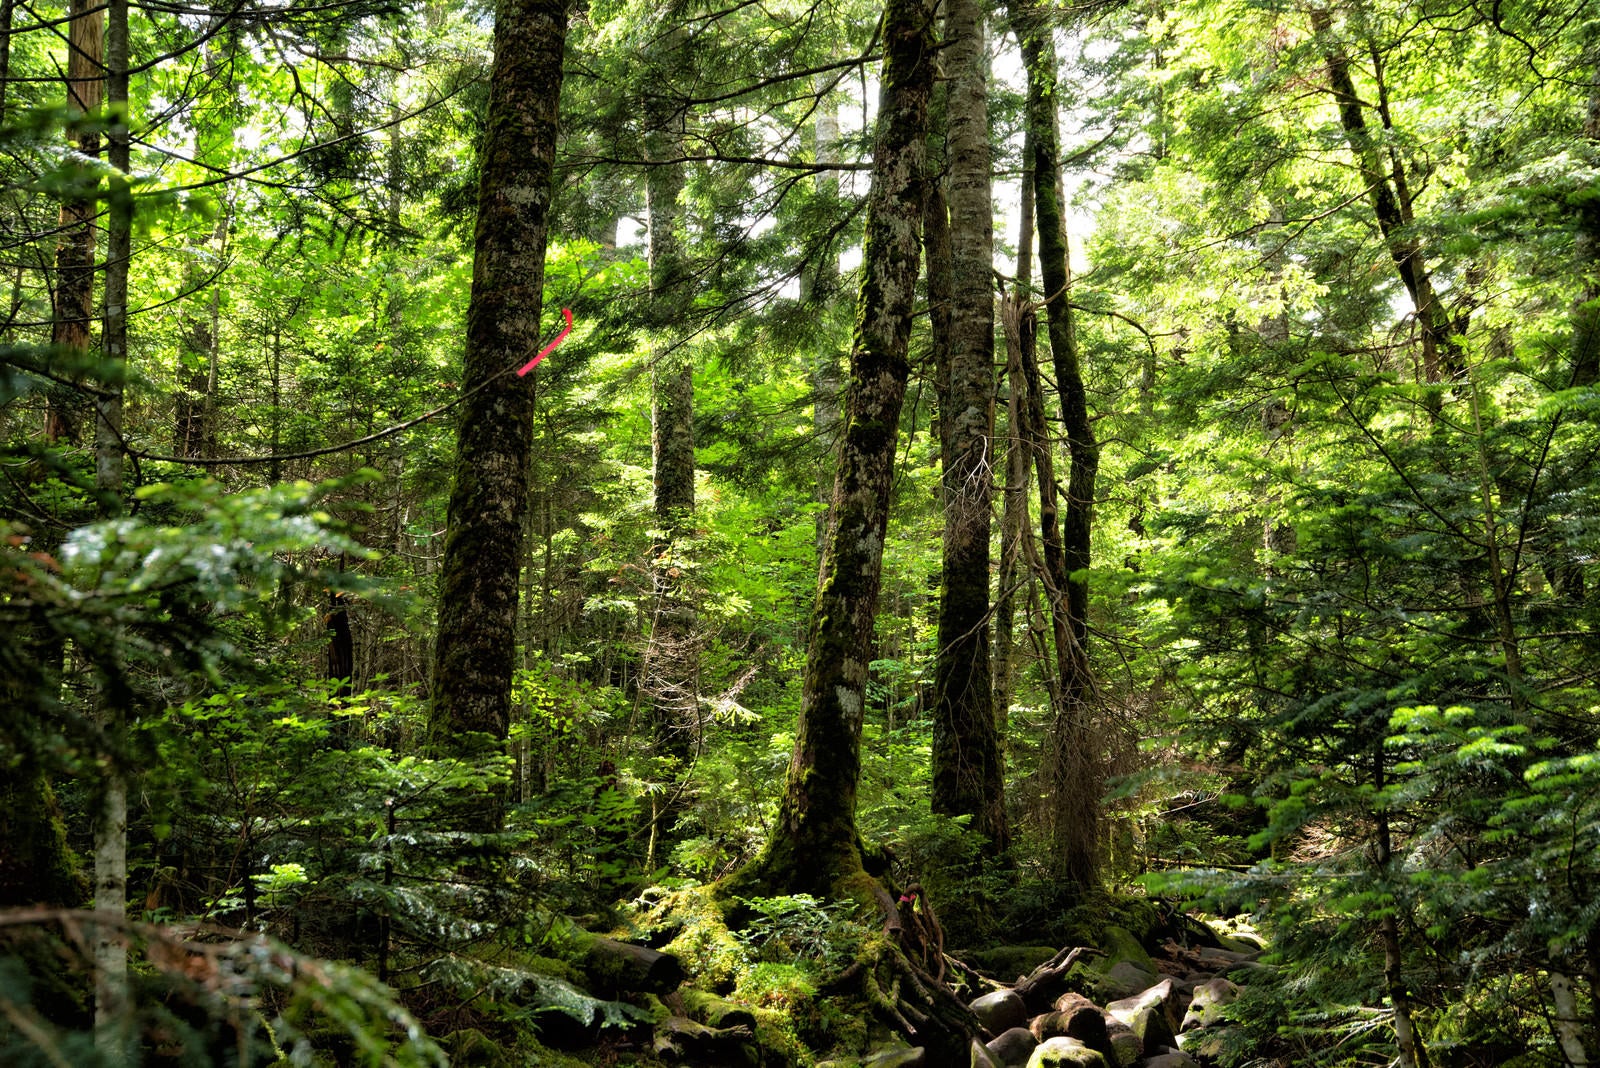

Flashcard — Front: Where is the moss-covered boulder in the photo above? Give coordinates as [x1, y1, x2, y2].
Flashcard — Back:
[1024, 1036, 1108, 1068]
[445, 1028, 511, 1066]
[1094, 926, 1155, 976]
[1180, 978, 1238, 1032]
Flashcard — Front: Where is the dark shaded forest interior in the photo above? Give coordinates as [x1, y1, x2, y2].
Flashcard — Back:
[3, 0, 1600, 1064]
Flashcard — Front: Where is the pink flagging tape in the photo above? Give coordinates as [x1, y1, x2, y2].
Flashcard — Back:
[518, 307, 573, 376]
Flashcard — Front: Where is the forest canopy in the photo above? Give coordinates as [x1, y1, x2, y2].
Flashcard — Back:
[3, 0, 1600, 1065]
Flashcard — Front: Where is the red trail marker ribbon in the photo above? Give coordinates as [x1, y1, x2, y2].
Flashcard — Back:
[518, 307, 573, 376]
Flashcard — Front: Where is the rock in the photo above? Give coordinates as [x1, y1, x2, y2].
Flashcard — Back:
[1102, 960, 1158, 999]
[1106, 978, 1182, 1034]
[1024, 1036, 1108, 1068]
[1059, 1005, 1115, 1066]
[971, 1038, 1003, 1068]
[1106, 1028, 1141, 1067]
[818, 1049, 924, 1068]
[1095, 926, 1155, 975]
[1030, 994, 1115, 1065]
[1215, 959, 1272, 984]
[1053, 992, 1098, 1015]
[986, 1026, 1038, 1067]
[445, 1028, 510, 1065]
[1054, 960, 1118, 1006]
[1195, 946, 1254, 965]
[1115, 1004, 1175, 1054]
[971, 989, 1029, 1035]
[1180, 978, 1239, 1032]
[1178, 1026, 1236, 1062]
[1142, 1052, 1201, 1068]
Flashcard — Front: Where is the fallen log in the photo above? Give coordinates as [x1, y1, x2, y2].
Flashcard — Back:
[1013, 946, 1097, 1013]
[581, 936, 684, 996]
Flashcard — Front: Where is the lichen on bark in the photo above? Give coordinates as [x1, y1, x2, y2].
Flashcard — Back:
[430, 0, 571, 829]
[745, 0, 936, 899]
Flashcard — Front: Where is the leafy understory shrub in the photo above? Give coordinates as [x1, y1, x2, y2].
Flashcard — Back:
[733, 894, 871, 970]
[0, 910, 445, 1067]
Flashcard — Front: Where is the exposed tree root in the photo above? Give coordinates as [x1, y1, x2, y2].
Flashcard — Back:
[823, 937, 975, 1057]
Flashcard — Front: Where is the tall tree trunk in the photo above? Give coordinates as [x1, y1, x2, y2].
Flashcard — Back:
[1372, 751, 1432, 1068]
[645, 96, 697, 767]
[993, 159, 1036, 753]
[1310, 7, 1462, 388]
[1573, 49, 1600, 387]
[46, 0, 105, 443]
[93, 0, 130, 1054]
[1010, 0, 1100, 889]
[430, 0, 570, 829]
[752, 0, 935, 895]
[931, 0, 1005, 850]
[173, 27, 236, 459]
[808, 93, 844, 562]
[0, 0, 13, 125]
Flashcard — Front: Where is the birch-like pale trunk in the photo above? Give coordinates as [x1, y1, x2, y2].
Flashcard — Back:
[808, 89, 843, 562]
[92, 0, 131, 1053]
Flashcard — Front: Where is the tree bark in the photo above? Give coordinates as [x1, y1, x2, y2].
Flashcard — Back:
[1573, 49, 1600, 387]
[645, 94, 698, 766]
[0, 0, 13, 126]
[994, 160, 1036, 756]
[46, 0, 104, 444]
[93, 0, 130, 1053]
[1373, 751, 1431, 1068]
[1010, 0, 1100, 889]
[430, 0, 570, 822]
[173, 28, 236, 460]
[808, 92, 844, 562]
[1311, 7, 1462, 388]
[931, 0, 1005, 850]
[753, 0, 935, 895]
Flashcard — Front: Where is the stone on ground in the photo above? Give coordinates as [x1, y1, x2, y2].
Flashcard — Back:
[1180, 978, 1238, 1032]
[971, 988, 1028, 1034]
[986, 1026, 1038, 1067]
[1024, 1036, 1109, 1068]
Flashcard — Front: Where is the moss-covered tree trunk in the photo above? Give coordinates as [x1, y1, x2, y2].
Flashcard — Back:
[430, 0, 569, 824]
[931, 0, 1006, 851]
[1011, 0, 1100, 889]
[754, 0, 935, 896]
